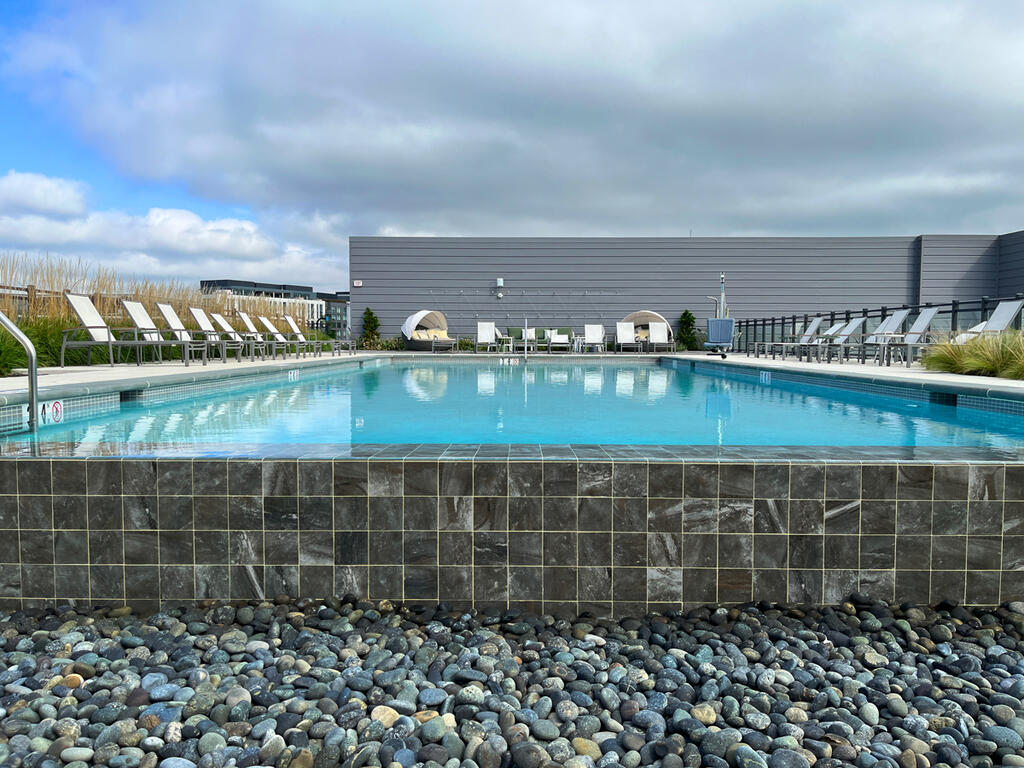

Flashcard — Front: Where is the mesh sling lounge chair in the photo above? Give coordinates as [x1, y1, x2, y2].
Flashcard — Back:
[122, 299, 207, 365]
[952, 299, 1024, 343]
[238, 312, 286, 358]
[189, 308, 248, 362]
[890, 306, 940, 366]
[851, 308, 911, 364]
[616, 322, 642, 353]
[157, 303, 233, 364]
[791, 320, 846, 362]
[648, 322, 675, 353]
[901, 299, 1024, 366]
[60, 293, 145, 367]
[259, 316, 308, 357]
[821, 317, 868, 363]
[284, 314, 338, 357]
[753, 316, 823, 359]
[305, 314, 355, 354]
[211, 311, 269, 361]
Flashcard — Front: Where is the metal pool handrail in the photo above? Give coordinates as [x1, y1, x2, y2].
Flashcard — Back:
[0, 309, 38, 431]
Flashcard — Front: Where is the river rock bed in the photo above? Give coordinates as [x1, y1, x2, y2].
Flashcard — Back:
[2, 595, 1024, 768]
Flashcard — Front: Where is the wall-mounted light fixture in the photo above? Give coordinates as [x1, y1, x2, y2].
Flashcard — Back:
[494, 277, 504, 299]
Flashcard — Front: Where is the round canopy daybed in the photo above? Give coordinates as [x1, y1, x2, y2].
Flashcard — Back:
[621, 310, 674, 340]
[401, 310, 454, 351]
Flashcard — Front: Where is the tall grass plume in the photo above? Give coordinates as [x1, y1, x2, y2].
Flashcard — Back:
[922, 331, 1024, 378]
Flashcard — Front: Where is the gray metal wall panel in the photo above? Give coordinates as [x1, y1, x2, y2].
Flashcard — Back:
[999, 230, 1024, 296]
[349, 236, 921, 337]
[918, 235, 999, 304]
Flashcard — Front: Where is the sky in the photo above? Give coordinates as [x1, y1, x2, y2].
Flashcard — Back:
[0, 1, 1023, 290]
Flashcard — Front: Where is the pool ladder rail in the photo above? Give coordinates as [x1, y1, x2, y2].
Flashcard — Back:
[0, 309, 39, 431]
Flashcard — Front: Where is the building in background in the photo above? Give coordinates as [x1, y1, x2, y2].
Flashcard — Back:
[200, 279, 350, 335]
[348, 230, 1024, 338]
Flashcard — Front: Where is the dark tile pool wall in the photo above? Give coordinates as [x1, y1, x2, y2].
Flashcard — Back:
[2, 457, 1022, 615]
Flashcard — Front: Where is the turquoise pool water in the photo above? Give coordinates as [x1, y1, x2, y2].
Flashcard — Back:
[5, 360, 1024, 451]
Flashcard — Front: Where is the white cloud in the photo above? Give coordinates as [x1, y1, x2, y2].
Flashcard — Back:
[0, 169, 87, 216]
[3, 2, 1024, 239]
[0, 171, 348, 289]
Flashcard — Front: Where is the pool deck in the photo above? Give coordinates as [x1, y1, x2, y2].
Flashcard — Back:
[4, 348, 1024, 405]
[0, 352, 383, 405]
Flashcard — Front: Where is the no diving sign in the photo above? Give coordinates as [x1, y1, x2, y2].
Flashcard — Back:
[27, 399, 64, 427]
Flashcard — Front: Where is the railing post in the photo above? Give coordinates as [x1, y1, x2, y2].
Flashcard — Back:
[0, 311, 37, 431]
[951, 300, 959, 333]
[981, 295, 990, 322]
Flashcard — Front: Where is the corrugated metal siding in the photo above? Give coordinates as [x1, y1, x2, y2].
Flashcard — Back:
[349, 237, 922, 337]
[999, 230, 1024, 296]
[918, 235, 1000, 304]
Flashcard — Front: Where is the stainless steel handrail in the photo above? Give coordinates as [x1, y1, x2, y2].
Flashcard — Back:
[0, 310, 38, 431]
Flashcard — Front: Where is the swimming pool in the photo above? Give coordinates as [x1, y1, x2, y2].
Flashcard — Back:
[5, 358, 1024, 454]
[3, 355, 1024, 610]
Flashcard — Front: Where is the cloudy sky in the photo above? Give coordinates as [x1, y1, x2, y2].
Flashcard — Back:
[1, 1, 1023, 289]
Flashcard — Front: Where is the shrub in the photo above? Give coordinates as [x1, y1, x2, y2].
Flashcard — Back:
[922, 331, 1024, 378]
[360, 307, 381, 346]
[359, 335, 402, 351]
[677, 310, 699, 350]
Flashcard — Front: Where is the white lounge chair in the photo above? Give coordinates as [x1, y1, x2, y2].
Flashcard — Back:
[616, 322, 642, 353]
[648, 322, 674, 352]
[258, 316, 308, 357]
[238, 312, 285, 358]
[548, 327, 572, 353]
[583, 324, 606, 352]
[284, 314, 337, 357]
[159, 302, 236, 364]
[122, 299, 207, 365]
[475, 321, 498, 352]
[60, 293, 144, 367]
[188, 308, 245, 362]
[211, 311, 269, 361]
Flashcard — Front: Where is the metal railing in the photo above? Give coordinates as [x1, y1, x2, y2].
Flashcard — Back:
[734, 293, 1024, 354]
[0, 309, 38, 431]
